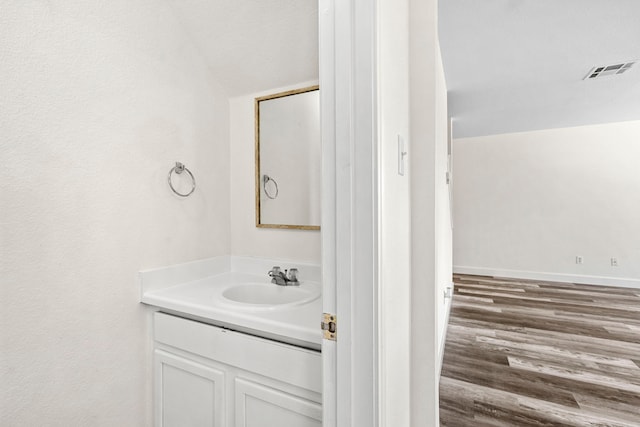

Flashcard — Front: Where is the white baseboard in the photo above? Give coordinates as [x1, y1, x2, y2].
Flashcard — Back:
[438, 283, 454, 376]
[453, 265, 640, 289]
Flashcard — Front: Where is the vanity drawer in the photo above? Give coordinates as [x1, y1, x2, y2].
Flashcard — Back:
[153, 312, 322, 393]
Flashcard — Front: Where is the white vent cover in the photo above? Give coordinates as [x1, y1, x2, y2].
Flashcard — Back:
[584, 62, 635, 80]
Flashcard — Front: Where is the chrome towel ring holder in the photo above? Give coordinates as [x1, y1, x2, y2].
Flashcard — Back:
[263, 174, 279, 199]
[168, 162, 196, 197]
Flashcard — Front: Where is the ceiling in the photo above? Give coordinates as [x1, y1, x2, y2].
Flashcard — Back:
[164, 0, 640, 138]
[439, 0, 640, 138]
[165, 0, 318, 97]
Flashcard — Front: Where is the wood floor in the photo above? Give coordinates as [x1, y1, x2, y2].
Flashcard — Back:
[439, 274, 640, 427]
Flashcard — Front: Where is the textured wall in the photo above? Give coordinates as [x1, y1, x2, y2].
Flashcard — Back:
[229, 84, 321, 264]
[453, 120, 640, 286]
[0, 1, 230, 425]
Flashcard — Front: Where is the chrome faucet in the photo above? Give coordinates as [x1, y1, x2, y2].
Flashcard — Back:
[268, 266, 300, 286]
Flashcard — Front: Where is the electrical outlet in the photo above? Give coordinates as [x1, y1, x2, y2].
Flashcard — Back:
[611, 257, 618, 267]
[576, 256, 583, 265]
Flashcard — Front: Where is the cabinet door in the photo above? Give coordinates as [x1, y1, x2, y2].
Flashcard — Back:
[235, 378, 321, 427]
[155, 350, 225, 427]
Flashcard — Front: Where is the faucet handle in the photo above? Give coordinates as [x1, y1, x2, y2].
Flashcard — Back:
[268, 266, 281, 277]
[288, 268, 299, 281]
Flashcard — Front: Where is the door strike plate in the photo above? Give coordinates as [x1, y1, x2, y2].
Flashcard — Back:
[321, 313, 337, 341]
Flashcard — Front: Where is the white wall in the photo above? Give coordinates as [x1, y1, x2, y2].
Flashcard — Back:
[377, 0, 411, 424]
[0, 2, 230, 425]
[377, 4, 452, 423]
[434, 46, 453, 355]
[229, 84, 321, 264]
[453, 120, 640, 287]
[409, 0, 452, 424]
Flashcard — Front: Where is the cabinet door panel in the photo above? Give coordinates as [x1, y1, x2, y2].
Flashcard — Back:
[235, 378, 321, 427]
[155, 350, 225, 427]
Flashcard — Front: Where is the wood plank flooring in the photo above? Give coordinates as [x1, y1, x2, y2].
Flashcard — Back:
[439, 274, 640, 427]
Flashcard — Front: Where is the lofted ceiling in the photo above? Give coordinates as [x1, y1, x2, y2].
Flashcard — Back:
[165, 0, 318, 97]
[439, 0, 640, 138]
[164, 0, 640, 137]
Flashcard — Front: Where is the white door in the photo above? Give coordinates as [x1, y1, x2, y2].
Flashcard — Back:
[322, 0, 444, 425]
[319, 0, 378, 426]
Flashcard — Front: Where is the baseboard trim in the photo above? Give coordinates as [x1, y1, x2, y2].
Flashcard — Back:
[453, 266, 640, 289]
[438, 283, 454, 376]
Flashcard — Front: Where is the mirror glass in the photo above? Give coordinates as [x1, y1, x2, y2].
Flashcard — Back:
[255, 86, 320, 230]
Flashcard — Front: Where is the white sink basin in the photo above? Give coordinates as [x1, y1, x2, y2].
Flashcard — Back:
[221, 283, 320, 309]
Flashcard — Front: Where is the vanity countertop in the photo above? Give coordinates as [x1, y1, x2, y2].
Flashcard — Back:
[140, 257, 322, 350]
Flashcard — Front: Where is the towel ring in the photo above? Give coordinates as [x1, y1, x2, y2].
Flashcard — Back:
[168, 162, 196, 197]
[263, 174, 279, 199]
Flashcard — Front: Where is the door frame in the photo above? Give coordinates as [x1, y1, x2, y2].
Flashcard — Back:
[320, 0, 378, 425]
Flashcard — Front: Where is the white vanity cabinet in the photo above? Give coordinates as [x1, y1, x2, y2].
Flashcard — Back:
[153, 312, 322, 427]
[155, 350, 225, 426]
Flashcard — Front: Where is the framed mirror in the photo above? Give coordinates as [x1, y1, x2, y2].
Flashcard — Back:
[255, 85, 320, 230]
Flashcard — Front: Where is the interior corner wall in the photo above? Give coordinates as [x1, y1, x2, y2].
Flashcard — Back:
[0, 2, 230, 425]
[434, 44, 453, 358]
[453, 120, 640, 287]
[229, 84, 321, 264]
[408, 0, 448, 425]
[378, 0, 411, 424]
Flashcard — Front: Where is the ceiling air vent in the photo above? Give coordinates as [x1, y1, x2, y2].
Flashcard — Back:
[584, 62, 635, 80]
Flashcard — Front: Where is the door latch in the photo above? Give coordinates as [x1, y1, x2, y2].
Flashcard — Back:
[321, 313, 337, 341]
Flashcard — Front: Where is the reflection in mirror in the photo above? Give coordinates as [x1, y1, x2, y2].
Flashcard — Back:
[255, 86, 320, 230]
